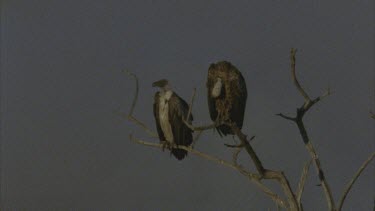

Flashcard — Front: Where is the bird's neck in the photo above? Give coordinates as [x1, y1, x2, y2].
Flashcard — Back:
[161, 89, 173, 100]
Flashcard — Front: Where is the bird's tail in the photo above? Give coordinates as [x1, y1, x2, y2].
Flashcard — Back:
[171, 148, 188, 160]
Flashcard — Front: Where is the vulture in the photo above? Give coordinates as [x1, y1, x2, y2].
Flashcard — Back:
[206, 61, 247, 136]
[153, 79, 193, 160]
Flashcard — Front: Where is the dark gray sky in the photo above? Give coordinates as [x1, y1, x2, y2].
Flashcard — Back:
[1, 0, 374, 210]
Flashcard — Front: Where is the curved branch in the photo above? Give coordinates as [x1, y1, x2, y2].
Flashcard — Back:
[337, 152, 375, 211]
[186, 88, 196, 122]
[124, 70, 139, 116]
[122, 70, 158, 138]
[290, 48, 310, 102]
[296, 159, 312, 208]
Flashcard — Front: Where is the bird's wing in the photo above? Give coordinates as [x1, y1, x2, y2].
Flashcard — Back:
[168, 93, 193, 147]
[229, 69, 247, 129]
[153, 92, 165, 142]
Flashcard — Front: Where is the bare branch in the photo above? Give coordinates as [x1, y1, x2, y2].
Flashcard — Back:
[115, 109, 158, 138]
[296, 110, 335, 211]
[229, 123, 265, 175]
[129, 135, 288, 209]
[296, 159, 312, 206]
[290, 48, 310, 102]
[192, 130, 203, 147]
[123, 70, 139, 116]
[232, 146, 243, 165]
[312, 88, 331, 103]
[280, 48, 336, 210]
[183, 119, 220, 131]
[128, 116, 158, 138]
[263, 170, 299, 211]
[337, 152, 375, 211]
[122, 70, 158, 138]
[276, 113, 296, 121]
[186, 88, 196, 122]
[251, 180, 288, 209]
[186, 88, 204, 148]
[228, 123, 299, 210]
[129, 134, 258, 177]
[302, 88, 331, 111]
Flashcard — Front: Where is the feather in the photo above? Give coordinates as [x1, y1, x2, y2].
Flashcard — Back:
[207, 61, 247, 136]
[153, 91, 193, 160]
[168, 93, 193, 160]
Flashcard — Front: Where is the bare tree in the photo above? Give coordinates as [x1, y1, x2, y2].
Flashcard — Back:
[123, 49, 374, 211]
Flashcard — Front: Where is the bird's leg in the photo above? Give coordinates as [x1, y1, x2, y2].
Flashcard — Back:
[161, 141, 176, 151]
[161, 141, 169, 151]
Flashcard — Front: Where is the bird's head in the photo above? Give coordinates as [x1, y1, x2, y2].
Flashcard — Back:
[152, 79, 170, 91]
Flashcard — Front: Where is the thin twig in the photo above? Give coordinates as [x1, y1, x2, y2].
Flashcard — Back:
[296, 159, 312, 207]
[192, 131, 203, 147]
[186, 88, 196, 122]
[337, 152, 375, 211]
[128, 116, 158, 138]
[121, 70, 158, 138]
[232, 147, 243, 165]
[225, 143, 245, 148]
[290, 48, 310, 102]
[251, 179, 288, 209]
[183, 120, 220, 131]
[124, 70, 139, 116]
[276, 113, 296, 121]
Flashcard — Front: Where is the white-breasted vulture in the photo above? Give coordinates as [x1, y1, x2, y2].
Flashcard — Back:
[206, 61, 247, 136]
[153, 79, 193, 160]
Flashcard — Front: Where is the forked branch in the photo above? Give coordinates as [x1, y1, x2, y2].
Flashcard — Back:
[120, 70, 158, 138]
[278, 48, 335, 210]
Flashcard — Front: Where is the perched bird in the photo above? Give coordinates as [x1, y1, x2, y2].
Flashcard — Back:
[152, 79, 193, 160]
[206, 61, 247, 136]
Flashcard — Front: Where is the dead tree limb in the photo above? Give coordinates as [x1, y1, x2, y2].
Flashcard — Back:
[278, 48, 335, 210]
[129, 134, 288, 209]
[296, 159, 312, 210]
[120, 70, 158, 138]
[186, 88, 196, 122]
[337, 152, 375, 211]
